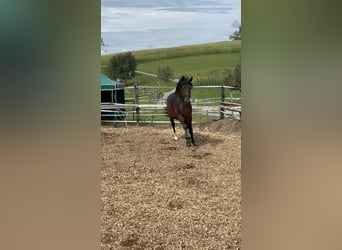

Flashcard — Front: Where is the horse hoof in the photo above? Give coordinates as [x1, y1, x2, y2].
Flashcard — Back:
[186, 141, 192, 147]
[174, 136, 178, 141]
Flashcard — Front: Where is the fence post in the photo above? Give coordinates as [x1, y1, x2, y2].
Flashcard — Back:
[134, 83, 140, 124]
[220, 85, 225, 119]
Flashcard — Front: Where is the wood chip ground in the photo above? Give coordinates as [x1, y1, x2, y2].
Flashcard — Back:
[101, 119, 241, 249]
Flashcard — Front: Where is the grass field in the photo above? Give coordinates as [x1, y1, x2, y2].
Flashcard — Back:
[137, 53, 240, 74]
[101, 40, 240, 88]
[101, 40, 240, 65]
[137, 53, 240, 85]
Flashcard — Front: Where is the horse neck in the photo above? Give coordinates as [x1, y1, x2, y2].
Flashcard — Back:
[175, 90, 184, 100]
[175, 90, 183, 98]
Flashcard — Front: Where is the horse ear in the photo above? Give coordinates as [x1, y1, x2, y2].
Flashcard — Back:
[189, 77, 193, 82]
[181, 76, 185, 80]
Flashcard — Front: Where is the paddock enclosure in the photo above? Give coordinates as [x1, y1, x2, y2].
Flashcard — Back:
[101, 119, 241, 249]
[101, 84, 241, 125]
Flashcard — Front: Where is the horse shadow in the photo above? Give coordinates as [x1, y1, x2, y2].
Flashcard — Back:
[160, 132, 223, 148]
[192, 133, 224, 147]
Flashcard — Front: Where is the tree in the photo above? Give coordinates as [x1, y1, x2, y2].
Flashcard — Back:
[234, 63, 241, 88]
[226, 71, 235, 86]
[101, 38, 107, 53]
[229, 26, 241, 40]
[107, 52, 137, 82]
[157, 66, 174, 82]
[225, 63, 241, 88]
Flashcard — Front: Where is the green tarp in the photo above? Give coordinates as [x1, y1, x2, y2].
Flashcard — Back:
[101, 74, 125, 90]
[101, 74, 126, 126]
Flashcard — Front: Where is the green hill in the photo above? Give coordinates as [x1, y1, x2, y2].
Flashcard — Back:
[101, 40, 240, 87]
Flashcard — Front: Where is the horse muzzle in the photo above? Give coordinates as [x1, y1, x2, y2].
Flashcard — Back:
[184, 96, 190, 104]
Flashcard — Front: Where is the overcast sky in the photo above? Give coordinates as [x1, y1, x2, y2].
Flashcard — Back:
[101, 0, 241, 54]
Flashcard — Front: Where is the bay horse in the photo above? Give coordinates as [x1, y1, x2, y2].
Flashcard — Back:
[166, 76, 195, 147]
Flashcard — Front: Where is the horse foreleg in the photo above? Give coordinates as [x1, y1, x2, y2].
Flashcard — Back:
[180, 120, 192, 147]
[170, 118, 178, 140]
[189, 125, 195, 146]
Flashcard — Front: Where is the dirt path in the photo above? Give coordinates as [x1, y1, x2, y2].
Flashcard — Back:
[135, 70, 178, 104]
[101, 119, 241, 249]
[158, 88, 175, 104]
[135, 70, 178, 82]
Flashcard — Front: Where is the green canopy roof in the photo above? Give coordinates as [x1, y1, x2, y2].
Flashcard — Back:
[101, 74, 125, 90]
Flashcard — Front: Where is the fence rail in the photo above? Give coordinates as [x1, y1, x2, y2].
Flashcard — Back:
[101, 84, 241, 126]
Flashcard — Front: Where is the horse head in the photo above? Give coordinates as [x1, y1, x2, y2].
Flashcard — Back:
[176, 76, 193, 104]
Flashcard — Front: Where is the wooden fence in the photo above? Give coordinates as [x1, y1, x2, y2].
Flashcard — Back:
[101, 84, 241, 126]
